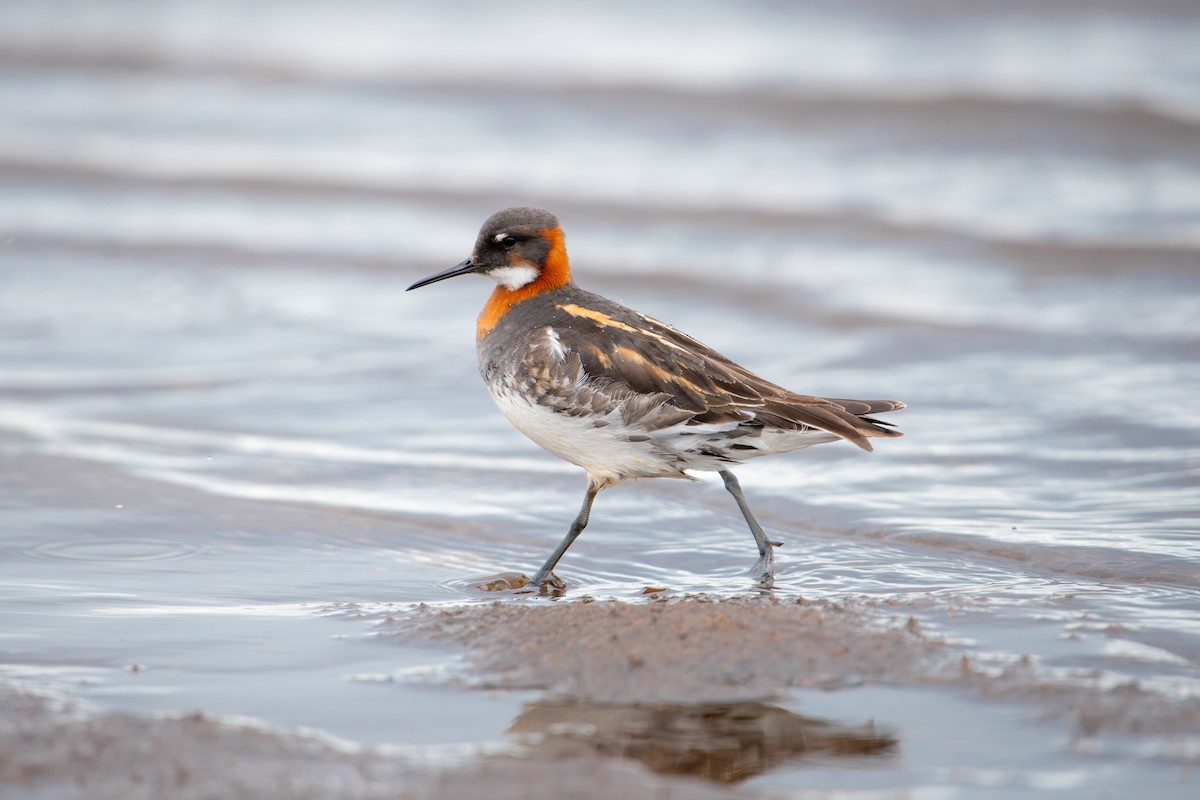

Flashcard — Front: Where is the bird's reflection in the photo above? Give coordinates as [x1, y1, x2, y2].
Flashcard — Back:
[508, 699, 896, 783]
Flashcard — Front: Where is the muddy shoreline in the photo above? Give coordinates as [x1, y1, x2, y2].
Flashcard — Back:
[8, 593, 1197, 798]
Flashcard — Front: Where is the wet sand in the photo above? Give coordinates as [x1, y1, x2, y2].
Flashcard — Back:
[375, 595, 939, 700]
[8, 593, 1198, 797]
[6, 596, 924, 798]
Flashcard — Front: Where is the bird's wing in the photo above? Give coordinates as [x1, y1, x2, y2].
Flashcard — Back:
[551, 305, 903, 451]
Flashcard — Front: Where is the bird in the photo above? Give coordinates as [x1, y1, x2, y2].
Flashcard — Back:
[407, 207, 904, 590]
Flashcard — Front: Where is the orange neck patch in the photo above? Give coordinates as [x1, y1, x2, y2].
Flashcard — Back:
[476, 225, 572, 340]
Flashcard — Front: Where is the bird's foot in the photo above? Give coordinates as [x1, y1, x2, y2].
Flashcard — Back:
[528, 569, 567, 594]
[751, 546, 777, 589]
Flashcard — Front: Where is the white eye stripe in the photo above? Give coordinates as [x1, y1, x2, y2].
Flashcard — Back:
[493, 232, 510, 243]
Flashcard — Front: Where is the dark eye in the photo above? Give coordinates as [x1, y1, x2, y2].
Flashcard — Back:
[500, 236, 518, 249]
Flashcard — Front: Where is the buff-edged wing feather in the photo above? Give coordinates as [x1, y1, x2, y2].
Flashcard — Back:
[553, 293, 904, 451]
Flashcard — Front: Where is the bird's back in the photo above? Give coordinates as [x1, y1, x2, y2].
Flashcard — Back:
[477, 284, 902, 480]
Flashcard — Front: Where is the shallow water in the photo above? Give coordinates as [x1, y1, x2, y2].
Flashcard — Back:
[2, 0, 1199, 797]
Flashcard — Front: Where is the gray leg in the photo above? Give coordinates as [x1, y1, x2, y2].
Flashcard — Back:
[529, 477, 605, 590]
[719, 469, 780, 580]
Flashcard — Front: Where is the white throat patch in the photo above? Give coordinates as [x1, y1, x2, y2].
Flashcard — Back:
[488, 265, 538, 290]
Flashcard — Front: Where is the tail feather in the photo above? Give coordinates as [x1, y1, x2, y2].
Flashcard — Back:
[829, 398, 907, 416]
[767, 396, 905, 452]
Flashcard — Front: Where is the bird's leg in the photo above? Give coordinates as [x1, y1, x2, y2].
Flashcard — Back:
[719, 469, 781, 580]
[529, 476, 606, 591]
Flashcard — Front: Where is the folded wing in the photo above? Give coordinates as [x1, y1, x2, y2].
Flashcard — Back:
[556, 307, 904, 452]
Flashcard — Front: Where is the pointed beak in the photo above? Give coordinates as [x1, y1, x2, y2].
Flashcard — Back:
[406, 258, 479, 291]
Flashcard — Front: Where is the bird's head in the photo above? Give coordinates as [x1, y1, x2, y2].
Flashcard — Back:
[407, 207, 571, 293]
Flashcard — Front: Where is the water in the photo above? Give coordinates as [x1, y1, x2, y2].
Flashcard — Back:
[1, 1, 1199, 797]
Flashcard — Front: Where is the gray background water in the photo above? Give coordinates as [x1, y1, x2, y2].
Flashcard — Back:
[1, 0, 1199, 796]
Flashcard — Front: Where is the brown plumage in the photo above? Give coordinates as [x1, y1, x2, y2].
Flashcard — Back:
[408, 207, 904, 590]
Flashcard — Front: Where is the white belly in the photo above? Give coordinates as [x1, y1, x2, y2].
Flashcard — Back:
[488, 388, 679, 482]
